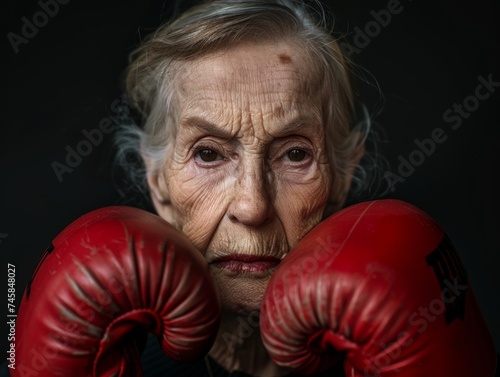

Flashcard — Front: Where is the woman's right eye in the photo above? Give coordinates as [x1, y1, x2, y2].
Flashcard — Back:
[195, 148, 224, 163]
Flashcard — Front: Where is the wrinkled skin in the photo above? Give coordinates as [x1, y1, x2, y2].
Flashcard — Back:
[147, 40, 356, 376]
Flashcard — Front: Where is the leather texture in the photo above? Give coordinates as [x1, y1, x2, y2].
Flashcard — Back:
[13, 206, 221, 377]
[261, 199, 497, 377]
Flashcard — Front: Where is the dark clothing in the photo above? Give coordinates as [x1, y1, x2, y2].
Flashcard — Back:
[0, 334, 345, 377]
[140, 334, 345, 376]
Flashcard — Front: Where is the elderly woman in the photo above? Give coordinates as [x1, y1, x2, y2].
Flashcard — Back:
[120, 0, 366, 375]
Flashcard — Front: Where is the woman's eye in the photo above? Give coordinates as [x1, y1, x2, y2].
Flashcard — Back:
[196, 148, 223, 163]
[286, 148, 308, 162]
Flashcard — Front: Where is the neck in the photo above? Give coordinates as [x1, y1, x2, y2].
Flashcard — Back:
[209, 310, 288, 377]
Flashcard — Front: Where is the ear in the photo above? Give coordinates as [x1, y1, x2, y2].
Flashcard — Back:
[146, 164, 180, 228]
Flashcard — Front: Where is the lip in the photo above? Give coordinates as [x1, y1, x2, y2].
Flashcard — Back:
[209, 254, 282, 273]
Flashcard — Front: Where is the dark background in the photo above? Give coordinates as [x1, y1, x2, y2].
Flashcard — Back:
[1, 0, 499, 360]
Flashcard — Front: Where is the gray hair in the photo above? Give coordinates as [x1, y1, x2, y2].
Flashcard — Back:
[114, 0, 387, 212]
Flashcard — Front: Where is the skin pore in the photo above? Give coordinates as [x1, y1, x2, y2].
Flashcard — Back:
[147, 40, 338, 375]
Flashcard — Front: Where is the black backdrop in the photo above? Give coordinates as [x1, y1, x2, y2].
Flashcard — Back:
[1, 0, 499, 359]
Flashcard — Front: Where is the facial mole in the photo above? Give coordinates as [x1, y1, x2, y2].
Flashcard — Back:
[278, 53, 292, 64]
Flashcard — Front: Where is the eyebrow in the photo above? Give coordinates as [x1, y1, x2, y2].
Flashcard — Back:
[181, 116, 233, 139]
[273, 116, 322, 137]
[181, 115, 321, 139]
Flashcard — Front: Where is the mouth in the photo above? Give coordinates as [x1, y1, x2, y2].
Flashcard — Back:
[209, 254, 282, 274]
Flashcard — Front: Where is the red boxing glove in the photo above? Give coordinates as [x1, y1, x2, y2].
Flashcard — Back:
[14, 206, 221, 377]
[261, 199, 497, 377]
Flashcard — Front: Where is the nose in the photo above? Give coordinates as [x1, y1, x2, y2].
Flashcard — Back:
[227, 161, 274, 227]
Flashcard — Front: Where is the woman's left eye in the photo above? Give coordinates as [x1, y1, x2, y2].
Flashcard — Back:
[284, 148, 308, 162]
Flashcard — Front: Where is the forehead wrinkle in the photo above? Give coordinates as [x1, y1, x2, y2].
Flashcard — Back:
[181, 70, 306, 110]
[180, 84, 306, 141]
[176, 39, 324, 97]
[175, 42, 325, 145]
[178, 43, 311, 96]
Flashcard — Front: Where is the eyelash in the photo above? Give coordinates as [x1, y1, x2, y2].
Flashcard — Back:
[282, 145, 312, 162]
[193, 143, 220, 153]
[192, 143, 225, 163]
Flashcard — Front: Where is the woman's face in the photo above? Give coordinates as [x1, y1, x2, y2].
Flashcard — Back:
[149, 41, 332, 312]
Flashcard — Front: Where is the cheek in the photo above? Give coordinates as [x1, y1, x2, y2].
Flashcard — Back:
[275, 167, 331, 246]
[166, 165, 233, 251]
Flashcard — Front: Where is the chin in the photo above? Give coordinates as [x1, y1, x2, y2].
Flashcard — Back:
[211, 266, 274, 314]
